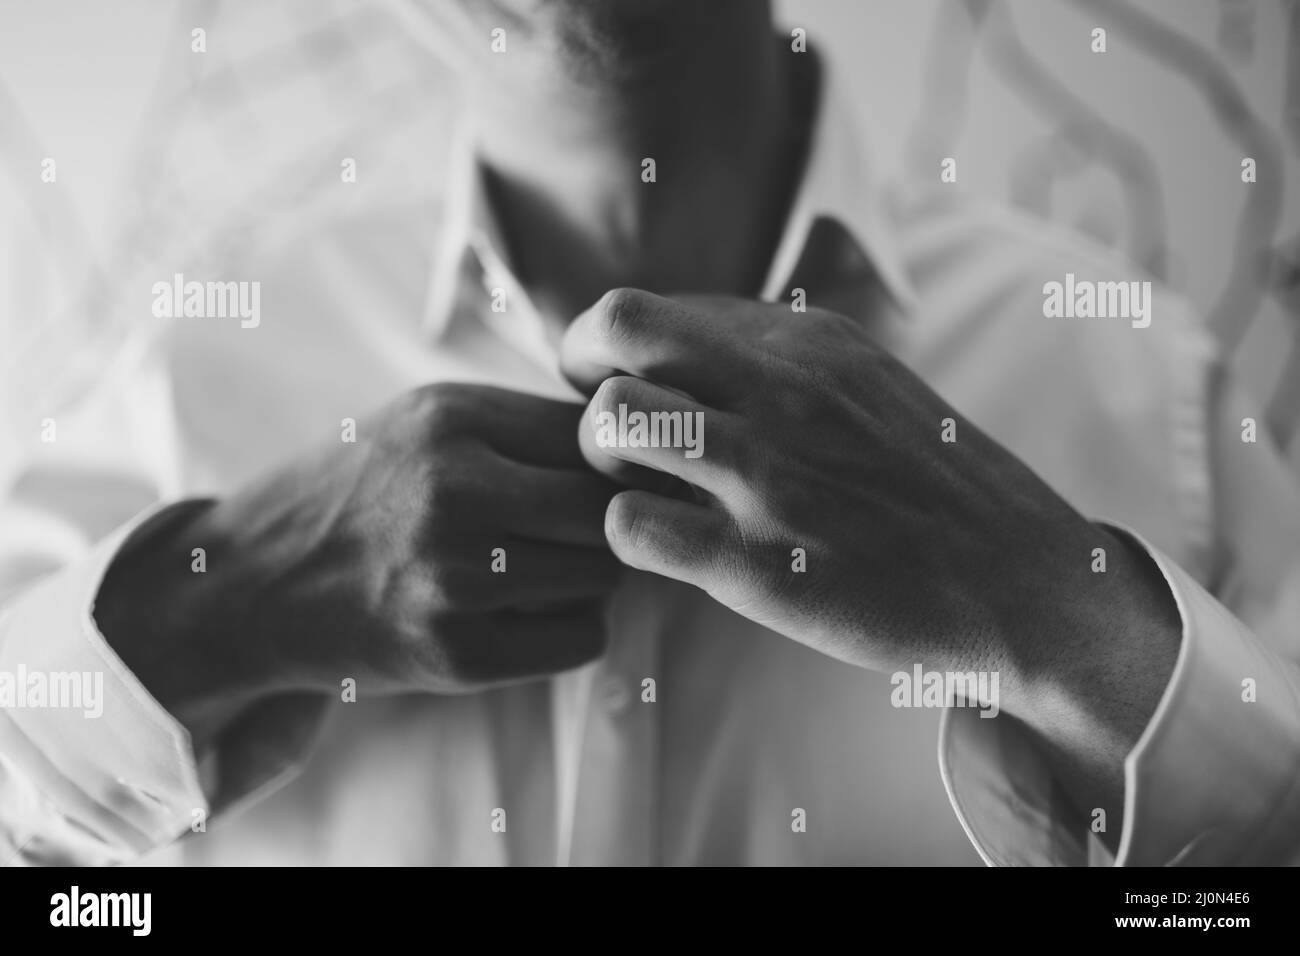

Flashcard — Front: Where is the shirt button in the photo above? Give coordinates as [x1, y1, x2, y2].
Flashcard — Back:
[599, 676, 631, 713]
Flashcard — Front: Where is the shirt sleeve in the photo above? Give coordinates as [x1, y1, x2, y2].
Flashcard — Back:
[0, 503, 210, 865]
[938, 370, 1300, 866]
[0, 344, 327, 866]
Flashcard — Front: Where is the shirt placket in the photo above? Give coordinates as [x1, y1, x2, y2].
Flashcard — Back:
[448, 242, 665, 866]
[565, 574, 664, 866]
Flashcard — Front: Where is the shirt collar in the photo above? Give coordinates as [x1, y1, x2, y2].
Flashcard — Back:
[756, 52, 918, 315]
[422, 49, 917, 341]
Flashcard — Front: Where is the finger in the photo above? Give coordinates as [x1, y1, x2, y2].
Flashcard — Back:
[604, 489, 728, 589]
[496, 458, 619, 548]
[469, 386, 588, 469]
[579, 376, 739, 499]
[559, 288, 748, 404]
[486, 539, 624, 609]
[443, 604, 611, 686]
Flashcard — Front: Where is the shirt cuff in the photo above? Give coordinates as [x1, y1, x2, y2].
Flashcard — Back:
[938, 523, 1300, 866]
[0, 501, 210, 860]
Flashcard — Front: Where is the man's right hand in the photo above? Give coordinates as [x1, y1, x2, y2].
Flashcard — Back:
[95, 383, 621, 738]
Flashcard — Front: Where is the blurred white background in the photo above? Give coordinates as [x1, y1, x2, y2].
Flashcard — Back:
[1, 0, 1297, 448]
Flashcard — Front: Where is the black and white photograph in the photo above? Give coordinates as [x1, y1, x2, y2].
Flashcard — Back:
[1, 0, 1298, 909]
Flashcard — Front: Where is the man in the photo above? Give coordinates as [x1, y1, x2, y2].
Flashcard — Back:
[1, 0, 1298, 865]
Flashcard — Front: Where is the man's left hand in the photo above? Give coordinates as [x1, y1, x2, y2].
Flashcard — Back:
[559, 289, 1181, 738]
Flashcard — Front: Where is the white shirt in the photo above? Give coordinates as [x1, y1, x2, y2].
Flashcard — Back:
[2, 56, 1299, 867]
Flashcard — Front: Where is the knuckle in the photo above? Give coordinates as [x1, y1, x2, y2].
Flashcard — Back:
[421, 462, 462, 518]
[422, 444, 493, 520]
[410, 382, 469, 440]
[437, 634, 489, 687]
[430, 561, 482, 607]
[418, 455, 498, 559]
[706, 526, 763, 605]
[722, 421, 762, 485]
[422, 616, 489, 687]
[598, 287, 647, 343]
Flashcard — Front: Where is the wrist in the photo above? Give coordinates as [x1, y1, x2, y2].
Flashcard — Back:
[1003, 521, 1182, 746]
[95, 500, 273, 742]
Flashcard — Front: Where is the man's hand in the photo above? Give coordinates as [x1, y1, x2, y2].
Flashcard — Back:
[97, 383, 621, 742]
[561, 289, 1182, 841]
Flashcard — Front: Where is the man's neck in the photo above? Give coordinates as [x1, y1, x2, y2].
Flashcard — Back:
[462, 4, 815, 326]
